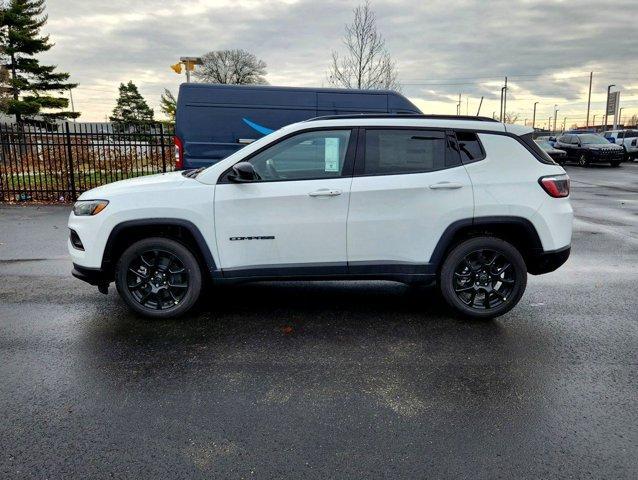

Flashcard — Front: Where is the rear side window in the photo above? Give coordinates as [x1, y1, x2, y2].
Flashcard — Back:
[363, 129, 455, 175]
[625, 131, 638, 138]
[518, 133, 556, 165]
[455, 132, 485, 163]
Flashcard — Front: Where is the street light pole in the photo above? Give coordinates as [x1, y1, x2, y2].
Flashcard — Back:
[604, 84, 615, 130]
[553, 105, 559, 135]
[532, 102, 539, 129]
[585, 72, 594, 127]
[619, 107, 624, 127]
[548, 116, 552, 132]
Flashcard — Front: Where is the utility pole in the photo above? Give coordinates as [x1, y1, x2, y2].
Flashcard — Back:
[476, 96, 484, 116]
[499, 87, 504, 121]
[604, 84, 615, 130]
[593, 114, 597, 128]
[69, 87, 76, 123]
[619, 107, 624, 127]
[553, 105, 559, 134]
[524, 118, 527, 126]
[548, 116, 552, 132]
[562, 116, 567, 132]
[532, 102, 539, 129]
[503, 76, 508, 120]
[585, 72, 594, 127]
[466, 97, 469, 116]
[457, 93, 461, 115]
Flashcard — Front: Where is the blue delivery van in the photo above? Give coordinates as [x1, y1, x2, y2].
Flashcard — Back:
[174, 83, 421, 169]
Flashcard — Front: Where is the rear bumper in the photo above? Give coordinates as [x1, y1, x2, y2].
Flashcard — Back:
[528, 246, 571, 275]
[72, 264, 112, 286]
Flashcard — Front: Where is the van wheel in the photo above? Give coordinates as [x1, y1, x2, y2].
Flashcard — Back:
[115, 237, 202, 318]
[439, 237, 527, 319]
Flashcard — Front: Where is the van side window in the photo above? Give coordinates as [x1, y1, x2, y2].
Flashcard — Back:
[363, 129, 448, 175]
[456, 132, 485, 163]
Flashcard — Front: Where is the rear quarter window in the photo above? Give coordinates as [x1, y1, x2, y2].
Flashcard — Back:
[518, 133, 557, 165]
[455, 132, 485, 163]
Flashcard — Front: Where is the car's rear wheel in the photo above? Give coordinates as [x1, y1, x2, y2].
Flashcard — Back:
[439, 237, 527, 319]
[578, 154, 589, 167]
[115, 237, 202, 318]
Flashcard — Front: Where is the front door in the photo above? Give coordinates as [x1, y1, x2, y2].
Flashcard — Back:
[214, 128, 356, 276]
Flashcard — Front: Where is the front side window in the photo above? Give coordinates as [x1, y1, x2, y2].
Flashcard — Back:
[246, 129, 351, 181]
[363, 129, 450, 175]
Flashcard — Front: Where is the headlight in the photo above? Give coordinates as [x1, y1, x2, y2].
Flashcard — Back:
[73, 200, 109, 216]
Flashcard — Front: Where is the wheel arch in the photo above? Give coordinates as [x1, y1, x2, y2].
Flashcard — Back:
[430, 216, 544, 272]
[101, 219, 217, 278]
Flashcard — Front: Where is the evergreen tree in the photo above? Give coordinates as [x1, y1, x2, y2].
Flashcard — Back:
[110, 81, 154, 123]
[0, 0, 79, 122]
[159, 88, 176, 122]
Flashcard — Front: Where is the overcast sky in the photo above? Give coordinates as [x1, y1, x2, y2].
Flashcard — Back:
[43, 0, 638, 126]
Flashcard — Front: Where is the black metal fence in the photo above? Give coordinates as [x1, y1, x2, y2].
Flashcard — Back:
[0, 122, 174, 202]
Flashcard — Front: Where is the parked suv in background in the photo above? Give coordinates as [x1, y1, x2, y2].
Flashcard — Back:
[68, 115, 572, 320]
[554, 133, 625, 167]
[603, 130, 638, 160]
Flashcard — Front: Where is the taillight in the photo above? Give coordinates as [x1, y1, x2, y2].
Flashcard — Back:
[539, 174, 570, 198]
[174, 136, 184, 170]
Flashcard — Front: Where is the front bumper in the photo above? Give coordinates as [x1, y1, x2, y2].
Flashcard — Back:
[72, 263, 112, 286]
[528, 246, 571, 275]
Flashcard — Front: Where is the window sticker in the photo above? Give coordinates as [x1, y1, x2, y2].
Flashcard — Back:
[324, 138, 340, 172]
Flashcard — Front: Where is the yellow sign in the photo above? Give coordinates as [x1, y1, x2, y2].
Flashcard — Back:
[170, 62, 182, 74]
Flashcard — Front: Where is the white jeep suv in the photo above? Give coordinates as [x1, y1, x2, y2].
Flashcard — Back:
[68, 115, 573, 319]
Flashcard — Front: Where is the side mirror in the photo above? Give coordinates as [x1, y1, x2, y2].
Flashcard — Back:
[228, 162, 259, 183]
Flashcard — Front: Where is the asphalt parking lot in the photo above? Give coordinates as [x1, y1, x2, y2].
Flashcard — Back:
[1, 163, 637, 479]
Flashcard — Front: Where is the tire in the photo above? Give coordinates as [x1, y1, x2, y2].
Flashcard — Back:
[115, 237, 202, 318]
[439, 237, 527, 319]
[610, 161, 621, 168]
[578, 154, 589, 167]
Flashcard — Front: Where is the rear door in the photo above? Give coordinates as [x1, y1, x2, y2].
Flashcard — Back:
[346, 128, 473, 270]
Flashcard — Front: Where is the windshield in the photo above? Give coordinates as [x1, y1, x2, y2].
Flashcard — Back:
[579, 134, 610, 145]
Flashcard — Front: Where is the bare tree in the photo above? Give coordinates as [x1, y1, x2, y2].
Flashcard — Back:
[194, 49, 268, 85]
[328, 1, 399, 90]
[504, 112, 519, 124]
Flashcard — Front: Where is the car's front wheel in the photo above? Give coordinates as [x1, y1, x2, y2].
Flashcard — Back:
[578, 154, 589, 167]
[439, 237, 527, 319]
[115, 237, 202, 318]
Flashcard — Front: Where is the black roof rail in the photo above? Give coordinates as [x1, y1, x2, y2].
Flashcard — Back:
[305, 114, 500, 123]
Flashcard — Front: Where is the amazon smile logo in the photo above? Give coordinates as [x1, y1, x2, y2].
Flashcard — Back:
[242, 117, 275, 135]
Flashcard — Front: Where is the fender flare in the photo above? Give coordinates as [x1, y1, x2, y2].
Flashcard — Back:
[102, 218, 218, 275]
[428, 216, 544, 267]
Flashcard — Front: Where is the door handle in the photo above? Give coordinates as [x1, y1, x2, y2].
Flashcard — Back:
[308, 188, 342, 197]
[429, 182, 463, 190]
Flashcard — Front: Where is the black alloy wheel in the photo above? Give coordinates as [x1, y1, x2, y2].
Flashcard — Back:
[578, 154, 589, 167]
[440, 237, 527, 319]
[451, 249, 517, 309]
[115, 237, 202, 318]
[127, 249, 189, 310]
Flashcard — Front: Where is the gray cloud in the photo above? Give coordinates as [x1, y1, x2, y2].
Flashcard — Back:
[42, 0, 638, 120]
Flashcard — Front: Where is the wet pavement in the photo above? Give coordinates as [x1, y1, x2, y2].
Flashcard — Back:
[1, 163, 637, 479]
